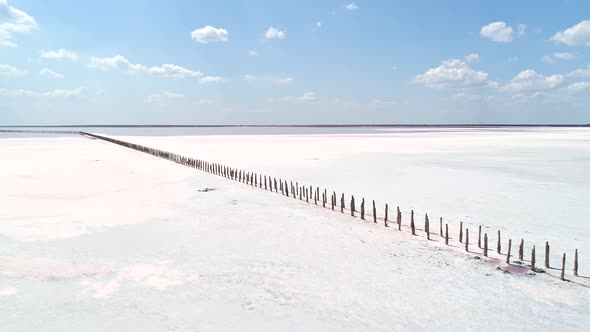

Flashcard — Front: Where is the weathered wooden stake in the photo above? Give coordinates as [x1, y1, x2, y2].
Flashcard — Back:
[531, 246, 537, 271]
[561, 253, 566, 281]
[425, 214, 430, 240]
[478, 226, 482, 248]
[484, 233, 488, 257]
[574, 249, 579, 277]
[372, 200, 377, 224]
[351, 196, 355, 216]
[519, 239, 524, 261]
[497, 230, 501, 254]
[439, 217, 443, 237]
[545, 242, 550, 268]
[397, 207, 401, 231]
[340, 193, 345, 213]
[360, 198, 365, 220]
[465, 229, 469, 251]
[445, 224, 449, 245]
[506, 239, 512, 264]
[410, 210, 416, 235]
[384, 204, 389, 227]
[459, 222, 463, 243]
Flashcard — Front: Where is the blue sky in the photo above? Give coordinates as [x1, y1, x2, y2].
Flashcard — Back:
[1, 0, 590, 125]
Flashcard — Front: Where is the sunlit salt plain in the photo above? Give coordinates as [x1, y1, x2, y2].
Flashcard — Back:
[1, 129, 589, 331]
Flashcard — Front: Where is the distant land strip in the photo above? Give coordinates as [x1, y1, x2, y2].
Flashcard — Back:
[1, 124, 589, 128]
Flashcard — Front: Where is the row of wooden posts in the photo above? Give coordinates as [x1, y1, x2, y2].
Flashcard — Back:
[81, 131, 581, 281]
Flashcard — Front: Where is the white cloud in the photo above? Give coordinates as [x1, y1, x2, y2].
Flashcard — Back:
[345, 2, 358, 10]
[244, 75, 293, 84]
[190, 25, 228, 44]
[480, 22, 514, 43]
[148, 64, 202, 78]
[553, 52, 576, 60]
[89, 55, 209, 79]
[567, 82, 590, 95]
[551, 20, 590, 46]
[40, 68, 64, 79]
[415, 58, 495, 88]
[316, 21, 322, 28]
[0, 64, 26, 77]
[0, 87, 83, 97]
[0, 287, 17, 297]
[465, 53, 479, 62]
[248, 50, 257, 56]
[146, 91, 184, 103]
[265, 27, 286, 40]
[542, 52, 576, 64]
[518, 24, 527, 36]
[568, 66, 590, 78]
[88, 55, 147, 72]
[503, 69, 563, 92]
[0, 0, 38, 47]
[300, 91, 317, 101]
[199, 76, 224, 85]
[40, 49, 78, 61]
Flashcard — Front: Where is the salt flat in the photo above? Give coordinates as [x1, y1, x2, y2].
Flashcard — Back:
[0, 133, 589, 331]
[112, 128, 590, 269]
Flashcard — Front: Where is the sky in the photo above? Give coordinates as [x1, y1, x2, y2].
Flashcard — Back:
[1, 0, 590, 125]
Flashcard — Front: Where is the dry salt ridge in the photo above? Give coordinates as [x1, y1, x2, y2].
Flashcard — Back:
[0, 127, 589, 331]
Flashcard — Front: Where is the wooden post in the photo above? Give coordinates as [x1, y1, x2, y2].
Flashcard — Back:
[531, 246, 536, 271]
[351, 196, 355, 216]
[341, 193, 345, 213]
[397, 207, 401, 231]
[372, 200, 377, 223]
[285, 181, 289, 196]
[459, 222, 463, 243]
[574, 249, 579, 277]
[478, 226, 482, 248]
[306, 188, 309, 203]
[445, 224, 449, 245]
[332, 192, 336, 210]
[545, 242, 550, 268]
[322, 192, 326, 208]
[384, 204, 389, 227]
[425, 214, 430, 240]
[497, 230, 501, 254]
[484, 233, 488, 257]
[410, 210, 415, 235]
[561, 253, 566, 281]
[506, 239, 512, 264]
[519, 239, 524, 261]
[361, 198, 365, 220]
[324, 189, 327, 207]
[465, 229, 469, 252]
[439, 217, 443, 237]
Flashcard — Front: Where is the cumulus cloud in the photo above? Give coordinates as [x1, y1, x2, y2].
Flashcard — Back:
[480, 22, 514, 43]
[148, 64, 202, 78]
[248, 50, 257, 56]
[465, 53, 479, 62]
[89, 55, 147, 72]
[518, 24, 527, 36]
[199, 76, 224, 85]
[415, 58, 496, 88]
[0, 87, 83, 97]
[40, 68, 64, 79]
[568, 65, 590, 78]
[146, 91, 184, 103]
[345, 2, 358, 10]
[0, 64, 26, 77]
[503, 70, 563, 92]
[551, 20, 590, 46]
[40, 49, 78, 61]
[542, 52, 576, 64]
[89, 55, 212, 80]
[567, 82, 590, 95]
[244, 74, 293, 84]
[265, 27, 286, 40]
[299, 91, 317, 101]
[0, 0, 38, 47]
[190, 25, 228, 44]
